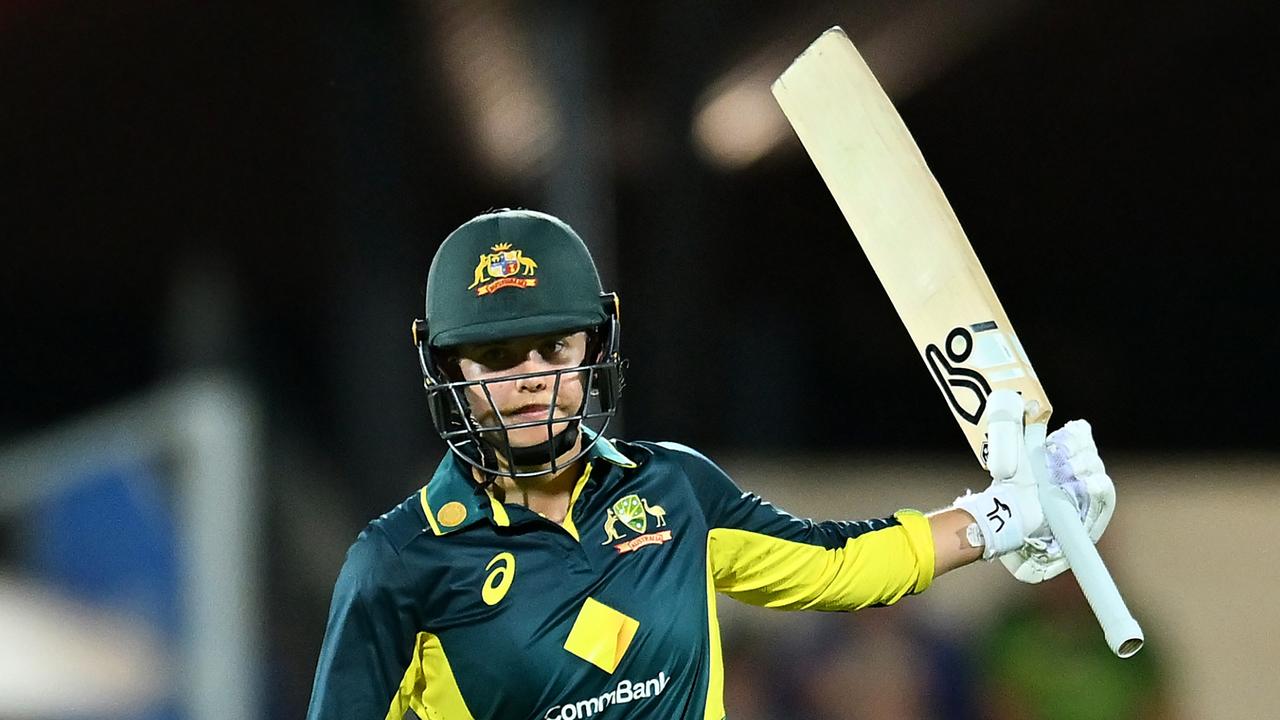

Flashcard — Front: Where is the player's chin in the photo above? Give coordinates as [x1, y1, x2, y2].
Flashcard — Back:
[502, 419, 575, 447]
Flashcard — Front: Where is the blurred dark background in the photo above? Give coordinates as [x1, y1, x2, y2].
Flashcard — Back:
[2, 0, 1276, 715]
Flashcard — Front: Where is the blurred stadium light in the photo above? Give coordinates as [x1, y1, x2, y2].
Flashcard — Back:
[424, 0, 559, 182]
[0, 375, 263, 720]
[692, 57, 792, 171]
[692, 1, 1028, 170]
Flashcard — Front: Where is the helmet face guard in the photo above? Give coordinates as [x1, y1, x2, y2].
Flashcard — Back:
[413, 293, 624, 480]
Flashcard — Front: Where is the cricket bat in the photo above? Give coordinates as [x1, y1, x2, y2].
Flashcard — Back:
[773, 26, 1143, 657]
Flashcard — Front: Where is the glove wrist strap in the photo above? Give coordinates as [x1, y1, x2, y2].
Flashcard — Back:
[954, 487, 1024, 560]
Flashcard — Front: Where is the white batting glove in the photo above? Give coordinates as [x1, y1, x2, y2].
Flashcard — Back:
[952, 391, 1115, 582]
[952, 430, 1043, 561]
[1000, 420, 1115, 583]
[952, 390, 1042, 560]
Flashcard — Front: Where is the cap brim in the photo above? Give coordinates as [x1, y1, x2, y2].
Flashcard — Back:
[432, 312, 604, 348]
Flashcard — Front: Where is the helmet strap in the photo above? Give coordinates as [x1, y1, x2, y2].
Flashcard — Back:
[487, 420, 582, 473]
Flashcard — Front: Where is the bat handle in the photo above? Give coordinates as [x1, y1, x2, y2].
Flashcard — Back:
[1026, 422, 1145, 658]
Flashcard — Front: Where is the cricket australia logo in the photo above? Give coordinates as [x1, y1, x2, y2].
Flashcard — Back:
[468, 242, 539, 296]
[601, 494, 672, 554]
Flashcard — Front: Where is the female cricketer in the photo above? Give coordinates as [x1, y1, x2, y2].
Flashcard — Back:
[307, 209, 1114, 720]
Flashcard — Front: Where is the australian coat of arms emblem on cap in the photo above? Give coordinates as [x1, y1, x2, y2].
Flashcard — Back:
[468, 243, 538, 296]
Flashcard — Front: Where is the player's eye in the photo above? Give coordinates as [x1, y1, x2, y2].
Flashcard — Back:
[538, 337, 572, 362]
[476, 346, 518, 368]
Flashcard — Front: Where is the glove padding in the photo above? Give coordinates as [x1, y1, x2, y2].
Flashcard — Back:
[999, 420, 1115, 583]
[954, 401, 1115, 583]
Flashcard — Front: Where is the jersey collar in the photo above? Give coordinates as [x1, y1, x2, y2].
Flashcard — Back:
[421, 430, 638, 536]
[581, 426, 638, 469]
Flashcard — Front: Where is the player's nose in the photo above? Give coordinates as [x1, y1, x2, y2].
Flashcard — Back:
[512, 355, 550, 391]
[515, 374, 546, 393]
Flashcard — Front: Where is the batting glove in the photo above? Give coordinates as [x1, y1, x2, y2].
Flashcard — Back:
[999, 420, 1115, 583]
[953, 391, 1115, 583]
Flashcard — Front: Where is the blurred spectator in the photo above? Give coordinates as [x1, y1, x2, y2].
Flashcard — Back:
[975, 572, 1177, 720]
[722, 625, 787, 720]
[725, 606, 973, 719]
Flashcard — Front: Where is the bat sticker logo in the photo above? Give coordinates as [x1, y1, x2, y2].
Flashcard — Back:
[924, 326, 992, 426]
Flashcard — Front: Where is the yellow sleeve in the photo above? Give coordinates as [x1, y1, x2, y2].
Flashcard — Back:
[707, 510, 936, 611]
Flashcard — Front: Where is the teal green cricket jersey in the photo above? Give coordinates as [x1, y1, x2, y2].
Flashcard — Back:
[307, 433, 936, 720]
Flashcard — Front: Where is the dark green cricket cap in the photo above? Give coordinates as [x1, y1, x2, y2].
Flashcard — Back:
[425, 209, 606, 348]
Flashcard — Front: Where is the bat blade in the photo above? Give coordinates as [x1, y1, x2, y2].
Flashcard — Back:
[771, 26, 1049, 467]
[773, 26, 1143, 658]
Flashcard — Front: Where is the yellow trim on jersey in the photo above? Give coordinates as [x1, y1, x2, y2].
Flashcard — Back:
[559, 462, 594, 541]
[420, 486, 444, 536]
[385, 631, 476, 720]
[706, 510, 934, 611]
[487, 491, 511, 527]
[702, 543, 726, 720]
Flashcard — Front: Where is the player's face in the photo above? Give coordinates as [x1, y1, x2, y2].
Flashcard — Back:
[455, 331, 590, 448]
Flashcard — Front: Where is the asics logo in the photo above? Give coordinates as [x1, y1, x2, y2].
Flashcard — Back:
[482, 552, 515, 605]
